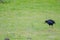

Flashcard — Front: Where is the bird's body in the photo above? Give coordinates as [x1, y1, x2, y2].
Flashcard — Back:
[5, 38, 9, 40]
[45, 19, 55, 26]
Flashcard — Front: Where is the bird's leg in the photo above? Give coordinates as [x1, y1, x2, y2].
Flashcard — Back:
[49, 25, 53, 28]
[49, 25, 51, 28]
[51, 25, 53, 28]
[48, 25, 53, 32]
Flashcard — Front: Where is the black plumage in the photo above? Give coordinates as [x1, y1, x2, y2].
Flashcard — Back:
[5, 38, 10, 40]
[45, 19, 55, 26]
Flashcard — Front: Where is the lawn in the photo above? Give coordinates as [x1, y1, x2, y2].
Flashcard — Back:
[0, 0, 60, 40]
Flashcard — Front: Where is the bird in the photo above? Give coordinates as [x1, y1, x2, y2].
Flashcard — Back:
[5, 38, 10, 40]
[45, 19, 55, 27]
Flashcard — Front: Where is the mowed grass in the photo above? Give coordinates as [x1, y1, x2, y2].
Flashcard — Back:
[0, 0, 60, 40]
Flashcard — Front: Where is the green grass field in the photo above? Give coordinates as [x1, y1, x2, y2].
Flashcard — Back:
[0, 0, 60, 40]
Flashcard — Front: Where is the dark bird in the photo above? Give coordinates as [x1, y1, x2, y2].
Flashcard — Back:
[45, 19, 55, 27]
[5, 38, 10, 40]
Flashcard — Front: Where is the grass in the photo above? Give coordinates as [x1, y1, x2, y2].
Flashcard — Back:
[0, 0, 60, 40]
